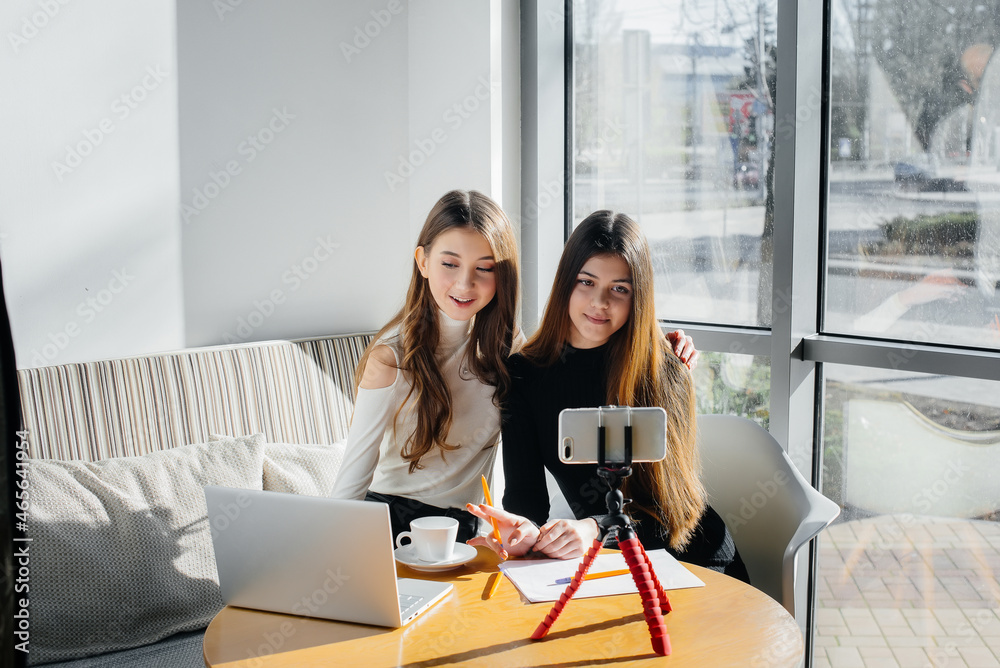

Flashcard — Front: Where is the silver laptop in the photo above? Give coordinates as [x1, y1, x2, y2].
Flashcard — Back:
[204, 486, 453, 627]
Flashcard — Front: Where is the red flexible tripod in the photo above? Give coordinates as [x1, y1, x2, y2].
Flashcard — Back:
[530, 409, 672, 656]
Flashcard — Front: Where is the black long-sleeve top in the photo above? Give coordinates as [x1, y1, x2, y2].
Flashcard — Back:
[501, 344, 749, 581]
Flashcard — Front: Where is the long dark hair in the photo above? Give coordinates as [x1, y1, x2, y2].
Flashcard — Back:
[357, 190, 520, 472]
[521, 211, 704, 549]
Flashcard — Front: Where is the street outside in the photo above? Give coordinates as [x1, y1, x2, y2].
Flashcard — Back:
[579, 163, 1000, 415]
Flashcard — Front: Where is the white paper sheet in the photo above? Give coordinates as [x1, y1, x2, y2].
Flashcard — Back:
[498, 550, 705, 603]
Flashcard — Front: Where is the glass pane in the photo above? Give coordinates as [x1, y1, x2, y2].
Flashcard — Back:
[692, 352, 770, 428]
[826, 1, 1000, 349]
[818, 364, 1000, 667]
[573, 0, 776, 326]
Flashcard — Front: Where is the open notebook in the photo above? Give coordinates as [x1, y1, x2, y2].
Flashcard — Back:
[498, 549, 704, 603]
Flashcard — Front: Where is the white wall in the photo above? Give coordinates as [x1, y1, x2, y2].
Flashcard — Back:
[0, 0, 183, 368]
[179, 0, 510, 347]
[2, 0, 517, 366]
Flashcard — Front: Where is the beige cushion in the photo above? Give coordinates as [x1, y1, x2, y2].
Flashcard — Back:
[262, 441, 346, 496]
[27, 434, 266, 665]
[209, 434, 346, 497]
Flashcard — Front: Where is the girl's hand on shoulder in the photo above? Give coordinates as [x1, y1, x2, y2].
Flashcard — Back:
[666, 329, 699, 370]
[532, 518, 600, 560]
[465, 503, 540, 559]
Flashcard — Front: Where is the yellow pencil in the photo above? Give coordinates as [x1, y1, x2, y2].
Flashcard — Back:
[484, 571, 502, 600]
[555, 568, 631, 585]
[480, 475, 504, 550]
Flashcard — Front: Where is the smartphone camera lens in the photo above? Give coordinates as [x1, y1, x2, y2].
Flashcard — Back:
[562, 437, 573, 461]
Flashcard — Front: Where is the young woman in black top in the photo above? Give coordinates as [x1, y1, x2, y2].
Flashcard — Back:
[467, 211, 748, 581]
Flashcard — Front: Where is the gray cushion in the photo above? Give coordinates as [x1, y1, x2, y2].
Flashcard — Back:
[27, 434, 265, 665]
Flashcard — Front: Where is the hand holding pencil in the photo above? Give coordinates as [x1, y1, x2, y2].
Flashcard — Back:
[465, 482, 540, 559]
[481, 476, 504, 552]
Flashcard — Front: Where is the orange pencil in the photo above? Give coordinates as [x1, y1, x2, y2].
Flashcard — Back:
[555, 568, 631, 585]
[480, 475, 504, 550]
[483, 571, 502, 599]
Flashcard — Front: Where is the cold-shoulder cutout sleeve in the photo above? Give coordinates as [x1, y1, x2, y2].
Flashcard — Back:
[359, 344, 398, 389]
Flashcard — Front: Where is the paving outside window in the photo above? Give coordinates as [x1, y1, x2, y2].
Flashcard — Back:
[815, 515, 1000, 668]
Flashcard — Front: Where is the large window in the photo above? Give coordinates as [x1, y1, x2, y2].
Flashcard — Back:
[566, 1, 1000, 667]
[826, 1, 1000, 351]
[573, 0, 776, 329]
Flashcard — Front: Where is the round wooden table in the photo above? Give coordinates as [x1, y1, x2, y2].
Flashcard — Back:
[203, 547, 803, 667]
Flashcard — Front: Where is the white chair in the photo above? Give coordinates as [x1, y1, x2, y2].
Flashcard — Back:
[696, 414, 840, 617]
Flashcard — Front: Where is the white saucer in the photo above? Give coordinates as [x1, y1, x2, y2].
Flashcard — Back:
[394, 542, 477, 572]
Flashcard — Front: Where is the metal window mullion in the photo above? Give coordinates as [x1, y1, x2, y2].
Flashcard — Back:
[520, 0, 566, 335]
[803, 335, 1000, 381]
[773, 0, 825, 658]
[772, 0, 823, 455]
[563, 0, 574, 240]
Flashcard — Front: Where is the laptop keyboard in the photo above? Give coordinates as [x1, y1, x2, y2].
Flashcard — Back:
[399, 593, 423, 617]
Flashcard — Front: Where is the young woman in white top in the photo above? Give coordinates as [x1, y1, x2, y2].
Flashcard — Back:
[330, 190, 521, 542]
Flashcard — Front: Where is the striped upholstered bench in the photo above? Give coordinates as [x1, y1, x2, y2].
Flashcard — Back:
[18, 333, 372, 667]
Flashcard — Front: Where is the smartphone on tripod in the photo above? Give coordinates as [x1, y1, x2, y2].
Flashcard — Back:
[557, 406, 667, 464]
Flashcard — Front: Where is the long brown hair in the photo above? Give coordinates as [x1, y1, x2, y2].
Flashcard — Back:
[356, 190, 520, 472]
[521, 211, 704, 549]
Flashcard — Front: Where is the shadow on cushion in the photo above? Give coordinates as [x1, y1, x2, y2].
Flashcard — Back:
[27, 435, 264, 664]
[28, 506, 222, 665]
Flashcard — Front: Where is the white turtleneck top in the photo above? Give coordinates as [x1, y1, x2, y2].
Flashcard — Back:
[330, 310, 507, 510]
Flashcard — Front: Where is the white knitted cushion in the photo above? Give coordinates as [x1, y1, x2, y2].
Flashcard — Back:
[26, 434, 266, 665]
[261, 441, 346, 496]
[209, 435, 346, 497]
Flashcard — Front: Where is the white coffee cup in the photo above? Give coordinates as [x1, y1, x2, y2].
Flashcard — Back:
[395, 516, 459, 562]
